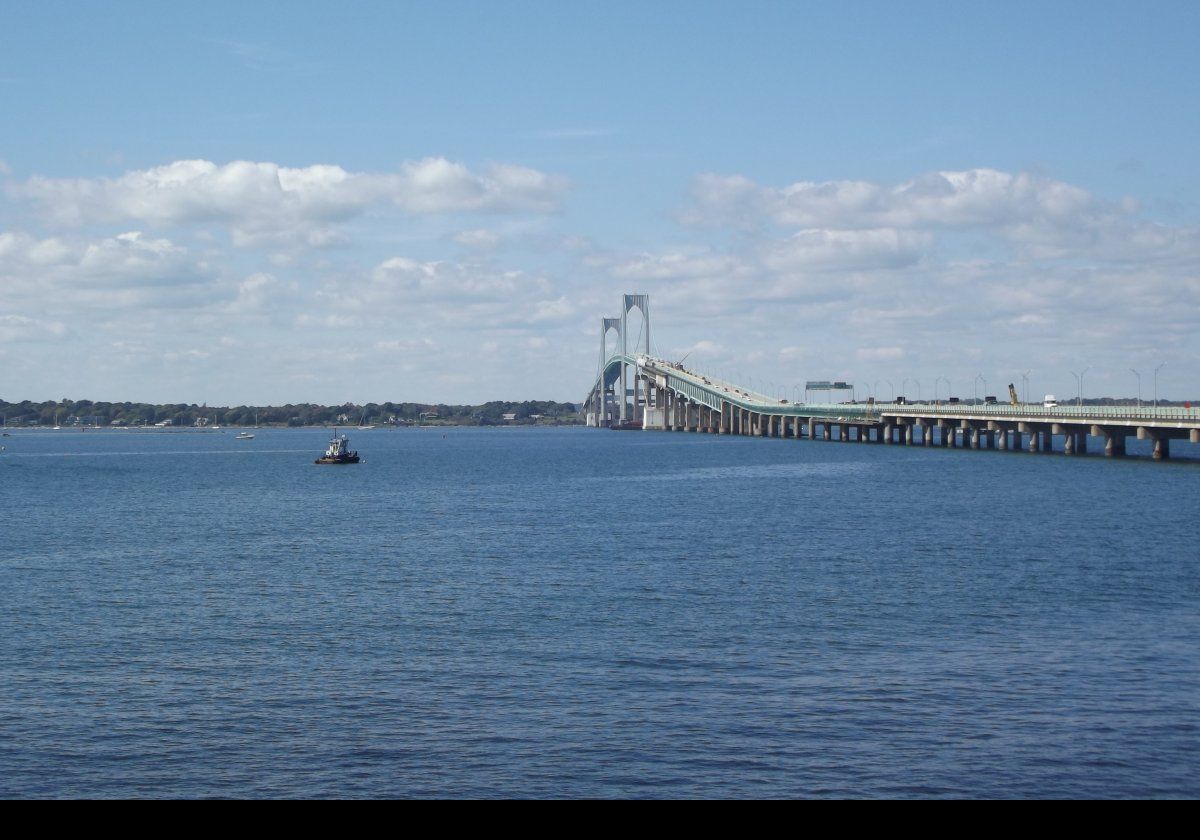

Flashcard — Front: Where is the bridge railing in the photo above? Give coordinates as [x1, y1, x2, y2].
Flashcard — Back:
[880, 403, 1200, 423]
[628, 357, 1200, 426]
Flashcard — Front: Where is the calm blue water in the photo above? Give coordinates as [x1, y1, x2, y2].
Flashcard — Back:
[1, 426, 1197, 798]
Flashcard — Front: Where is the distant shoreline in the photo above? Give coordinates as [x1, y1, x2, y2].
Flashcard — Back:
[0, 398, 583, 429]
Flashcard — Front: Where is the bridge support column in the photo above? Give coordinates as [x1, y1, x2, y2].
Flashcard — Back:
[1064, 432, 1075, 455]
[823, 423, 831, 441]
[922, 423, 932, 446]
[1105, 432, 1125, 456]
[1076, 431, 1087, 454]
[904, 425, 914, 445]
[1028, 430, 1039, 453]
[997, 428, 1008, 451]
[1153, 435, 1170, 460]
[883, 422, 893, 444]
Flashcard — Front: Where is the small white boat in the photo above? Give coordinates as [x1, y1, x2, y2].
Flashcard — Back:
[236, 432, 255, 440]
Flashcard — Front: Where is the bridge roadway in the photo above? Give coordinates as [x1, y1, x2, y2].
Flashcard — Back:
[586, 354, 1200, 460]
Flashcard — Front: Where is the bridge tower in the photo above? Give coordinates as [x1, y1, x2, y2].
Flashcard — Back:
[595, 316, 622, 426]
[621, 294, 650, 424]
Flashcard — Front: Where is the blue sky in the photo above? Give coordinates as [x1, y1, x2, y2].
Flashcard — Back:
[2, 1, 1198, 404]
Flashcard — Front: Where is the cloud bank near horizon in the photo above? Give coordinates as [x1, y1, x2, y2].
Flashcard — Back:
[1, 159, 1197, 404]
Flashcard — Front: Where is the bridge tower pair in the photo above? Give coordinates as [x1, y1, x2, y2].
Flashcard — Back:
[594, 294, 650, 427]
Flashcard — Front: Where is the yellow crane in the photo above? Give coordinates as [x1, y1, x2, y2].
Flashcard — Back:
[1008, 383, 1019, 406]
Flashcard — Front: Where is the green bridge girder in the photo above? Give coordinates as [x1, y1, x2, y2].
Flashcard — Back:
[588, 355, 1200, 432]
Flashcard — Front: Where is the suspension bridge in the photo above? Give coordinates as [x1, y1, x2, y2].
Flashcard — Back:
[584, 294, 1200, 460]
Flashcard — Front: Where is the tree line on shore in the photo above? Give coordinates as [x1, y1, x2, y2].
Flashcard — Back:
[0, 398, 582, 428]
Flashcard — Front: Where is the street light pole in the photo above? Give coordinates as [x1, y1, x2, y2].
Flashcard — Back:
[1021, 370, 1030, 405]
[1154, 362, 1166, 408]
[1129, 368, 1141, 408]
[1071, 367, 1089, 408]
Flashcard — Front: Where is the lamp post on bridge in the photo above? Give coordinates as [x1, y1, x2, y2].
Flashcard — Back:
[1071, 367, 1089, 408]
[975, 374, 986, 408]
[934, 376, 944, 404]
[886, 380, 894, 403]
[1154, 362, 1166, 408]
[1130, 368, 1142, 408]
[1021, 370, 1030, 405]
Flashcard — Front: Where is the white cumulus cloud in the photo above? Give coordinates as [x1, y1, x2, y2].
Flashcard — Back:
[9, 157, 569, 246]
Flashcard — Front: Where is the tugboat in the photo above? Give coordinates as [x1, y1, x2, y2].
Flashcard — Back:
[315, 429, 360, 464]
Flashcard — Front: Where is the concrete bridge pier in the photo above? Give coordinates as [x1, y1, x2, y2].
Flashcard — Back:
[823, 423, 831, 441]
[1139, 426, 1171, 460]
[883, 422, 894, 444]
[904, 424, 914, 445]
[1064, 432, 1075, 455]
[1154, 437, 1170, 460]
[997, 427, 1008, 451]
[922, 423, 932, 446]
[1106, 433, 1124, 456]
